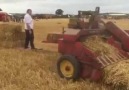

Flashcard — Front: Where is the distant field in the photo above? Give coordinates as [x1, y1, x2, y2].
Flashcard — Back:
[104, 19, 129, 30]
[0, 18, 129, 90]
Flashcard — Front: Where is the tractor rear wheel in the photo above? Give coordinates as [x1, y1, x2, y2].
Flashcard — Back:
[57, 55, 80, 80]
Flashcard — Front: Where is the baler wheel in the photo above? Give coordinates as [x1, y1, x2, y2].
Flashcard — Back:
[57, 55, 80, 80]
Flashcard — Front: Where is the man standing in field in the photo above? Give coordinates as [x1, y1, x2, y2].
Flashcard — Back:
[24, 9, 35, 49]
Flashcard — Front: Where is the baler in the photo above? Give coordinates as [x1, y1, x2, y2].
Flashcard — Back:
[44, 27, 129, 81]
[43, 7, 129, 81]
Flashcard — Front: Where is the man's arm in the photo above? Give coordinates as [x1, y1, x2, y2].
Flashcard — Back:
[26, 23, 31, 30]
[26, 23, 32, 34]
[24, 15, 32, 33]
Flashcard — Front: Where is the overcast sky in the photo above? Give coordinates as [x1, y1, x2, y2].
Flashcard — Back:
[0, 0, 129, 14]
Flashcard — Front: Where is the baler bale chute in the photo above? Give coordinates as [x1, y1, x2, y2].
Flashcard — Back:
[43, 7, 129, 82]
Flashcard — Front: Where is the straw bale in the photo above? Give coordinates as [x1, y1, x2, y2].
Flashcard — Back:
[0, 23, 25, 48]
[82, 35, 118, 56]
[82, 35, 129, 89]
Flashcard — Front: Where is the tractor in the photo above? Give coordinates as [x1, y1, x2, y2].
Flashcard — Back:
[68, 7, 102, 29]
[0, 11, 9, 22]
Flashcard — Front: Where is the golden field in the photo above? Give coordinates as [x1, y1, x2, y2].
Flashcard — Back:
[0, 19, 129, 90]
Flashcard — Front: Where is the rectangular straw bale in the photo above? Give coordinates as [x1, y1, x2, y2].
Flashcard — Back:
[0, 23, 25, 48]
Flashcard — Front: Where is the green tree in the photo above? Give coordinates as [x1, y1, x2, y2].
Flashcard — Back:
[55, 9, 64, 16]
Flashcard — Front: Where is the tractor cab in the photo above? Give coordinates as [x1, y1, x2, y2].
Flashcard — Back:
[68, 7, 105, 29]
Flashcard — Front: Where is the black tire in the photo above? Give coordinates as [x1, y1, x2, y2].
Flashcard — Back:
[57, 55, 80, 80]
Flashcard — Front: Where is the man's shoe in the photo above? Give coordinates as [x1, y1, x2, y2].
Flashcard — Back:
[31, 47, 37, 50]
[24, 47, 29, 49]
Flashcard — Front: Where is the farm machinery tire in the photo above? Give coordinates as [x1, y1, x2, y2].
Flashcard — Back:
[57, 55, 80, 80]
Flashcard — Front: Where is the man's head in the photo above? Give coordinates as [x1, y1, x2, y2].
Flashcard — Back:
[27, 9, 32, 15]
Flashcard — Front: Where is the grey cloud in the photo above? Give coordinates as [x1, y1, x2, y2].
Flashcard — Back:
[0, 0, 129, 14]
[0, 0, 24, 3]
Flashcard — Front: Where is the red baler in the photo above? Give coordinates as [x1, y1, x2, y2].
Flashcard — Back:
[44, 27, 129, 81]
[43, 7, 129, 81]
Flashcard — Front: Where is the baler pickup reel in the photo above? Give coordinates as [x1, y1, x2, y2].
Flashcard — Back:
[94, 22, 129, 68]
[96, 53, 127, 68]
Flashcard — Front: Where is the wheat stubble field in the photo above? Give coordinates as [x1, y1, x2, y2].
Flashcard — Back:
[0, 19, 129, 90]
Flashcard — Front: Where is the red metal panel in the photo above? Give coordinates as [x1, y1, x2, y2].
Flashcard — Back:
[80, 64, 102, 81]
[106, 22, 129, 52]
[80, 64, 93, 78]
[58, 40, 96, 60]
[63, 35, 77, 42]
[125, 30, 129, 34]
[90, 69, 102, 81]
[58, 40, 75, 55]
[107, 36, 129, 57]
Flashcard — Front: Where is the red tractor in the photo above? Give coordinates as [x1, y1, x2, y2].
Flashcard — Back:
[0, 11, 9, 22]
[43, 7, 129, 81]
